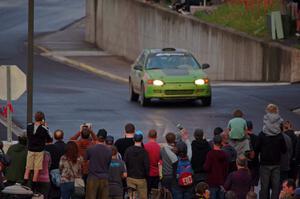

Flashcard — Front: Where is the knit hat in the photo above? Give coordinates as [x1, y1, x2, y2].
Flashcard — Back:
[97, 129, 107, 139]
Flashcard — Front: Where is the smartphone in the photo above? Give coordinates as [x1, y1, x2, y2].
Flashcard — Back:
[82, 123, 92, 129]
[176, 123, 184, 131]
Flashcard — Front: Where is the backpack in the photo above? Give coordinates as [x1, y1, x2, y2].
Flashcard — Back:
[50, 169, 61, 187]
[176, 157, 193, 187]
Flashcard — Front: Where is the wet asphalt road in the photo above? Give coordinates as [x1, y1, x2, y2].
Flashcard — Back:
[0, 0, 300, 142]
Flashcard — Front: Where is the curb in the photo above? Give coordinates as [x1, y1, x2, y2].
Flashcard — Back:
[35, 45, 128, 83]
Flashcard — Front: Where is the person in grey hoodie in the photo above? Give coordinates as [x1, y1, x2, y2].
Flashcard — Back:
[255, 104, 287, 199]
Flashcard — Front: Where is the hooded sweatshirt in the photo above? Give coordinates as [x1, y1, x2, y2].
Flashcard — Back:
[255, 131, 286, 165]
[124, 145, 149, 179]
[5, 143, 28, 183]
[263, 113, 283, 136]
[255, 113, 287, 165]
[204, 149, 228, 187]
[191, 139, 211, 173]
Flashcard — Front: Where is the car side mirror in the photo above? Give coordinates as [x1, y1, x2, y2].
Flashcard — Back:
[202, 63, 210, 69]
[134, 65, 143, 71]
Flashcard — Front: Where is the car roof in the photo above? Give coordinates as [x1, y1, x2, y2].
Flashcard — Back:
[146, 48, 188, 54]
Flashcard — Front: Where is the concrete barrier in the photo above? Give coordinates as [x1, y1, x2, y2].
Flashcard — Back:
[86, 0, 300, 82]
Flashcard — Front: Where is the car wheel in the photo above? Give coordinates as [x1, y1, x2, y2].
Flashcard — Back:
[139, 83, 151, 106]
[129, 80, 139, 102]
[201, 96, 212, 106]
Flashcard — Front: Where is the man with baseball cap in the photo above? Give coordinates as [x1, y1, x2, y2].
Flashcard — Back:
[85, 129, 112, 199]
[124, 131, 149, 199]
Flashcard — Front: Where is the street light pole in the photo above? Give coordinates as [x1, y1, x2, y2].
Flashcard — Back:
[27, 0, 34, 124]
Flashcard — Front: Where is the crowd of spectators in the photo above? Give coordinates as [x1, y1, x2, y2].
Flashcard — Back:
[0, 103, 300, 199]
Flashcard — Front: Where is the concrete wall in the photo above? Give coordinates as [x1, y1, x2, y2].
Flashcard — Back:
[86, 0, 300, 82]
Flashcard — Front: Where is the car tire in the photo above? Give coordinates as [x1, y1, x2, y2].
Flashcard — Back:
[139, 83, 151, 106]
[201, 96, 212, 106]
[129, 81, 139, 102]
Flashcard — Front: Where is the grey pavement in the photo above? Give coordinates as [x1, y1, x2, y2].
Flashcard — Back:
[35, 18, 292, 86]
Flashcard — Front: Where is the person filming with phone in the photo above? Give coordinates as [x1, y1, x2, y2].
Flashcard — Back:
[24, 111, 52, 192]
[70, 123, 98, 185]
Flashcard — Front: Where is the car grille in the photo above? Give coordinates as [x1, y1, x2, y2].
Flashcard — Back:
[165, 90, 194, 95]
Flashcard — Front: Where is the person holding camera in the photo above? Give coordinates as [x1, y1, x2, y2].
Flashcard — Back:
[24, 111, 52, 192]
[70, 123, 98, 184]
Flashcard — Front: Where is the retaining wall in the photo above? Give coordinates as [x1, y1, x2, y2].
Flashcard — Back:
[86, 0, 300, 82]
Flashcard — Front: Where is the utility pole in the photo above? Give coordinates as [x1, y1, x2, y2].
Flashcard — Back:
[27, 0, 34, 124]
[6, 67, 12, 142]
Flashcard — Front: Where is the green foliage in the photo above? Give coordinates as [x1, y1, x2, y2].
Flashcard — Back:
[194, 2, 281, 37]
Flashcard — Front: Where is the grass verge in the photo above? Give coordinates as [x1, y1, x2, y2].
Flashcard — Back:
[194, 1, 281, 37]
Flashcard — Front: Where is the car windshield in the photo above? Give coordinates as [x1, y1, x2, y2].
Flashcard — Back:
[146, 53, 200, 70]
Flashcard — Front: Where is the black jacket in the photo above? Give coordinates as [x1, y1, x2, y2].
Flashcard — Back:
[284, 130, 297, 160]
[248, 133, 259, 169]
[45, 141, 66, 170]
[124, 145, 149, 179]
[295, 136, 300, 165]
[191, 139, 211, 173]
[27, 123, 52, 152]
[255, 132, 286, 165]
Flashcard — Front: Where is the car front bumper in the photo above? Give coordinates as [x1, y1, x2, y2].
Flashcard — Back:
[144, 82, 211, 99]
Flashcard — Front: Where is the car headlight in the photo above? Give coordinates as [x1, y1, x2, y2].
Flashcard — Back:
[153, 80, 164, 86]
[195, 79, 205, 85]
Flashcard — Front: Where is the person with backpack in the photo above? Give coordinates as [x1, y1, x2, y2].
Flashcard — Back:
[46, 129, 66, 199]
[59, 141, 83, 199]
[172, 141, 193, 199]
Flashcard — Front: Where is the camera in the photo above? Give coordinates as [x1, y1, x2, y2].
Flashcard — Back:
[81, 123, 92, 130]
[176, 123, 184, 131]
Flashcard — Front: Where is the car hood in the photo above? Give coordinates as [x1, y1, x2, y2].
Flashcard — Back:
[147, 68, 207, 83]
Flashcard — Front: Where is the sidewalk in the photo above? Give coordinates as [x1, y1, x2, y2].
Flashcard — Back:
[35, 19, 129, 83]
[35, 18, 290, 87]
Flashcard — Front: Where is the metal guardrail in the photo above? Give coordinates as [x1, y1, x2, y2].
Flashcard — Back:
[0, 114, 25, 137]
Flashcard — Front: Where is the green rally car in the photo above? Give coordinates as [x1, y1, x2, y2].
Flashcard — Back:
[129, 48, 212, 106]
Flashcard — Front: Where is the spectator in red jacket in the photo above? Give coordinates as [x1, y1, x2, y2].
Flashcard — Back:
[224, 156, 251, 199]
[204, 135, 228, 199]
[70, 124, 97, 184]
[144, 129, 161, 195]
